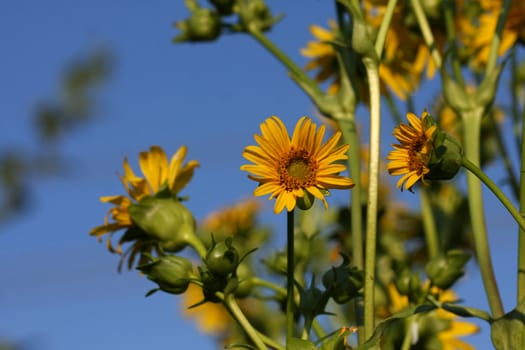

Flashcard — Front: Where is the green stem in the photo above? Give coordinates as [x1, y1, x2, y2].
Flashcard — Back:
[362, 57, 381, 341]
[374, 0, 398, 57]
[186, 234, 207, 260]
[286, 209, 295, 345]
[461, 157, 525, 232]
[223, 293, 267, 350]
[410, 0, 442, 69]
[462, 111, 504, 318]
[518, 97, 525, 304]
[442, 0, 465, 86]
[485, 0, 511, 75]
[400, 317, 414, 350]
[419, 188, 439, 258]
[251, 277, 287, 298]
[247, 28, 323, 102]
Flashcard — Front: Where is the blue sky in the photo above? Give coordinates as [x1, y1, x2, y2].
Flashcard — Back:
[0, 1, 521, 349]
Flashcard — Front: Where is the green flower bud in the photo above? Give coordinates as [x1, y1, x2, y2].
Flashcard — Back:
[394, 268, 421, 298]
[199, 267, 227, 302]
[137, 255, 192, 295]
[173, 8, 221, 43]
[205, 237, 240, 276]
[296, 190, 315, 211]
[427, 129, 463, 180]
[322, 254, 364, 304]
[299, 278, 331, 331]
[425, 249, 471, 289]
[234, 263, 254, 298]
[236, 0, 280, 32]
[128, 197, 197, 252]
[209, 0, 235, 15]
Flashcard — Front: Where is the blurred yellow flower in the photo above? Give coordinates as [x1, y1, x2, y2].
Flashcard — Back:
[90, 145, 199, 269]
[181, 283, 231, 335]
[200, 198, 261, 237]
[386, 284, 479, 350]
[301, 20, 341, 95]
[461, 0, 525, 68]
[386, 111, 437, 191]
[241, 116, 354, 214]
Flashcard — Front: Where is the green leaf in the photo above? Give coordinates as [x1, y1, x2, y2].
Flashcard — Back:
[491, 299, 525, 349]
[356, 304, 435, 350]
[287, 338, 316, 350]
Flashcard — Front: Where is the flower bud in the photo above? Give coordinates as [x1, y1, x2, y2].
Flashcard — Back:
[128, 197, 197, 252]
[236, 0, 280, 32]
[296, 190, 315, 211]
[322, 254, 364, 304]
[199, 267, 228, 303]
[427, 129, 463, 181]
[299, 278, 331, 331]
[173, 8, 221, 43]
[137, 255, 193, 295]
[425, 249, 471, 289]
[394, 268, 421, 298]
[205, 237, 240, 277]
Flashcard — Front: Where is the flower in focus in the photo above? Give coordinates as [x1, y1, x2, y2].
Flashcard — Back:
[386, 111, 437, 191]
[90, 145, 199, 269]
[384, 284, 479, 350]
[241, 116, 354, 214]
[301, 20, 341, 95]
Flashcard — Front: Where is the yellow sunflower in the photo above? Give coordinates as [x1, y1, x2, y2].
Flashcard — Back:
[460, 0, 525, 68]
[386, 111, 437, 192]
[240, 116, 354, 214]
[90, 145, 199, 269]
[384, 284, 479, 350]
[301, 20, 341, 95]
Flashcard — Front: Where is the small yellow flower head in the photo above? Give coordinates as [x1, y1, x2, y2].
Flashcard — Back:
[90, 145, 199, 269]
[240, 116, 354, 214]
[386, 111, 437, 192]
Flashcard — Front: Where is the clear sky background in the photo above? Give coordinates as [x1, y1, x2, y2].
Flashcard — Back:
[0, 1, 521, 349]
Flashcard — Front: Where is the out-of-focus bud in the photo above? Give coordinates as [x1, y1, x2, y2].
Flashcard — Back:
[394, 267, 422, 299]
[137, 255, 193, 295]
[233, 262, 254, 298]
[425, 249, 471, 289]
[199, 267, 228, 302]
[128, 197, 197, 252]
[299, 277, 331, 331]
[209, 0, 235, 16]
[425, 113, 463, 181]
[322, 254, 364, 304]
[235, 0, 281, 32]
[173, 7, 221, 43]
[205, 237, 240, 276]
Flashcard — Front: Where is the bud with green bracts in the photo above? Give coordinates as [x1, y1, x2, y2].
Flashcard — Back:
[198, 267, 228, 303]
[296, 190, 315, 211]
[425, 249, 471, 289]
[394, 267, 422, 299]
[426, 113, 463, 181]
[128, 196, 197, 252]
[322, 254, 364, 304]
[173, 7, 221, 43]
[137, 255, 193, 295]
[299, 277, 331, 333]
[205, 237, 240, 277]
[235, 0, 281, 32]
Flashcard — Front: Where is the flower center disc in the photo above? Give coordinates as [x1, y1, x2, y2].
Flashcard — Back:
[279, 149, 317, 191]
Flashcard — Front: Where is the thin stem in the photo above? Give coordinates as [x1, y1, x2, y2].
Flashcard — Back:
[519, 92, 525, 303]
[461, 157, 525, 232]
[362, 56, 381, 340]
[186, 234, 207, 260]
[462, 111, 504, 318]
[400, 317, 414, 350]
[248, 28, 324, 102]
[410, 0, 442, 70]
[251, 277, 287, 298]
[442, 0, 465, 86]
[286, 209, 295, 345]
[223, 293, 267, 350]
[419, 188, 439, 258]
[374, 0, 398, 57]
[485, 0, 511, 75]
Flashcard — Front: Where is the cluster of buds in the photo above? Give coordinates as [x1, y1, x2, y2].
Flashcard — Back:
[173, 0, 281, 43]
